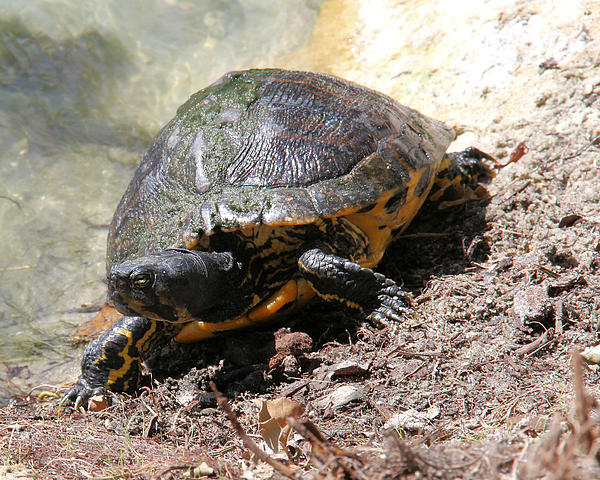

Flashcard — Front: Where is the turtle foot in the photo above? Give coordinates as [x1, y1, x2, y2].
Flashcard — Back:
[61, 379, 111, 411]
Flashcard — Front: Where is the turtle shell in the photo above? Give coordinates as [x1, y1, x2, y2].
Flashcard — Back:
[107, 69, 455, 266]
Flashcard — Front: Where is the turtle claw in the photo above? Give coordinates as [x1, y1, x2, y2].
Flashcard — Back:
[299, 246, 412, 330]
[60, 379, 111, 411]
[363, 286, 412, 329]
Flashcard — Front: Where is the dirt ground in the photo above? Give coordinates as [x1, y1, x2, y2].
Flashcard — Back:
[2, 1, 600, 479]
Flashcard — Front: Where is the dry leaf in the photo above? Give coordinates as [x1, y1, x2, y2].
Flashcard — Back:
[256, 398, 305, 454]
[74, 305, 123, 341]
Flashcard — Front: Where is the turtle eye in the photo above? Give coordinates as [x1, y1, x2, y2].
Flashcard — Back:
[131, 272, 153, 289]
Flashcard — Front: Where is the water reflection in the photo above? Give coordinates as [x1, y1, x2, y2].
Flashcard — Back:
[0, 0, 320, 403]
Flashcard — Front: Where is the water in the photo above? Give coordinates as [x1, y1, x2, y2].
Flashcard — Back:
[0, 0, 320, 403]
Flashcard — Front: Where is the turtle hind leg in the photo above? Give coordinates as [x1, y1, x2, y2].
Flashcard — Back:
[446, 147, 496, 184]
[298, 246, 410, 327]
[62, 316, 181, 409]
[429, 147, 497, 207]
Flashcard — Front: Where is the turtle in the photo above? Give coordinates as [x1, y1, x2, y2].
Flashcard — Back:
[63, 69, 493, 407]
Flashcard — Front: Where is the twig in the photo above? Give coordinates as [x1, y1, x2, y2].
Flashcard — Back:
[538, 265, 560, 279]
[513, 329, 554, 356]
[0, 194, 22, 209]
[561, 134, 600, 162]
[388, 347, 445, 359]
[554, 299, 564, 334]
[571, 351, 593, 452]
[210, 382, 297, 479]
[288, 418, 368, 480]
[153, 464, 194, 479]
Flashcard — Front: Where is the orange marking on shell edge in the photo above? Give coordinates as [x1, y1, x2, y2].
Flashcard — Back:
[174, 279, 316, 343]
[182, 236, 200, 249]
[428, 176, 461, 202]
[438, 154, 451, 171]
[346, 167, 431, 267]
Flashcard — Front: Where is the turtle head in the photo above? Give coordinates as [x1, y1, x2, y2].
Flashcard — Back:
[108, 249, 241, 322]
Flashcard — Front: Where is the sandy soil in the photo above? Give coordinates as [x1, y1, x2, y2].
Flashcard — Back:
[1, 1, 600, 478]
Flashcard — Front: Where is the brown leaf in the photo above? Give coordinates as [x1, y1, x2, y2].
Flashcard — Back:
[74, 305, 123, 341]
[256, 398, 305, 454]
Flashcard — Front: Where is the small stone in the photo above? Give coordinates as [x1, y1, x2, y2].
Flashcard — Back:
[512, 285, 553, 325]
[384, 406, 439, 432]
[492, 256, 513, 271]
[88, 395, 110, 412]
[330, 360, 368, 378]
[581, 345, 600, 364]
[583, 74, 600, 95]
[175, 388, 197, 407]
[195, 461, 214, 476]
[315, 384, 365, 410]
[198, 408, 219, 416]
[274, 329, 313, 356]
[281, 354, 301, 376]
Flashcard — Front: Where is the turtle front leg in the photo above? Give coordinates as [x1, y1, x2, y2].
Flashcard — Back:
[62, 316, 180, 409]
[298, 246, 410, 326]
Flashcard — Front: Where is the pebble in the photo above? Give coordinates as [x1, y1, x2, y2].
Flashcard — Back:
[512, 285, 553, 325]
[88, 395, 110, 412]
[330, 360, 368, 378]
[186, 462, 214, 478]
[315, 384, 365, 410]
[274, 329, 313, 356]
[581, 345, 600, 364]
[383, 406, 440, 432]
[281, 354, 302, 376]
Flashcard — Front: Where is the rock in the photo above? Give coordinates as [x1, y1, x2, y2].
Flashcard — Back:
[492, 256, 513, 272]
[315, 384, 366, 410]
[512, 285, 553, 325]
[189, 462, 214, 477]
[274, 329, 313, 356]
[175, 387, 197, 407]
[270, 329, 313, 373]
[330, 360, 368, 378]
[309, 360, 368, 385]
[383, 406, 440, 432]
[280, 354, 302, 376]
[88, 394, 110, 412]
[581, 345, 600, 365]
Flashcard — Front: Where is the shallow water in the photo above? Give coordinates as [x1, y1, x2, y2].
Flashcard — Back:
[0, 0, 320, 403]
